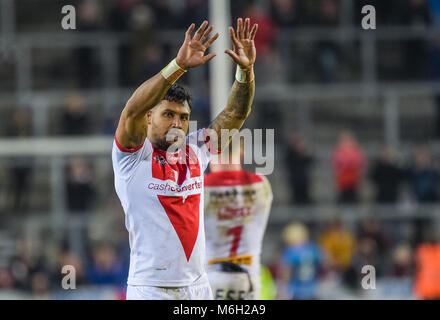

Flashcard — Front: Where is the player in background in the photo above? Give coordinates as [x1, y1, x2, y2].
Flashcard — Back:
[204, 138, 273, 300]
[112, 18, 258, 300]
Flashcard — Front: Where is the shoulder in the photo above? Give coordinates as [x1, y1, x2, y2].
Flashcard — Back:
[204, 170, 264, 187]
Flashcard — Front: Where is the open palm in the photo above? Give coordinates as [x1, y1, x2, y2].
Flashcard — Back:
[176, 21, 219, 70]
[225, 18, 258, 69]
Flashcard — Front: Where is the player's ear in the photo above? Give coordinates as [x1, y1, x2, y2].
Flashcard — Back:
[146, 110, 153, 125]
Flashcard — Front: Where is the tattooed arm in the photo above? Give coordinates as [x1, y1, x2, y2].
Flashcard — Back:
[208, 18, 258, 151]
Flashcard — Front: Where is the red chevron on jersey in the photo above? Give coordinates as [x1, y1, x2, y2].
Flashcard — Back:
[158, 194, 201, 261]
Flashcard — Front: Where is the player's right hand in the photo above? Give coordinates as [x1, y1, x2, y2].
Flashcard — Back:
[176, 21, 219, 70]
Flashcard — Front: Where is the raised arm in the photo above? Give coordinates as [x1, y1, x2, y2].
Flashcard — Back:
[208, 18, 258, 151]
[115, 21, 219, 149]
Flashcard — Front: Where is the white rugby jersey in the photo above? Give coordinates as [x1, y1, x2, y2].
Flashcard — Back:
[112, 129, 217, 286]
[204, 170, 273, 276]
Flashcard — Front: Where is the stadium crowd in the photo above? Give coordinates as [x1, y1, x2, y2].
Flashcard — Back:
[1, 0, 440, 299]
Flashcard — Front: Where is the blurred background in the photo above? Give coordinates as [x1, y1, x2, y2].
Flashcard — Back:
[1, 0, 440, 300]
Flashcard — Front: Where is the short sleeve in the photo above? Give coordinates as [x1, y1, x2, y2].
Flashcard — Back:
[186, 128, 221, 172]
[112, 136, 153, 179]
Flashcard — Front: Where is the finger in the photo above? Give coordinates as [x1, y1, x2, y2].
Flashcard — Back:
[244, 18, 250, 39]
[225, 49, 240, 63]
[185, 23, 195, 42]
[194, 20, 208, 40]
[203, 52, 217, 63]
[250, 23, 258, 40]
[204, 32, 219, 48]
[229, 26, 240, 48]
[200, 25, 213, 43]
[237, 18, 244, 40]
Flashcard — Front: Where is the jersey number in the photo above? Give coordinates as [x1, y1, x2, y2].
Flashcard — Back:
[227, 225, 243, 257]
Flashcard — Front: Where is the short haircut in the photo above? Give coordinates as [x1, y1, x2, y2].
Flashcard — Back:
[163, 84, 192, 110]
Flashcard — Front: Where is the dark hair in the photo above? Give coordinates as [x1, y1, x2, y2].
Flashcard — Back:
[163, 84, 192, 110]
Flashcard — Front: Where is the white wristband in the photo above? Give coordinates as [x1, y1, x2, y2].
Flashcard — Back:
[161, 59, 187, 84]
[235, 65, 254, 83]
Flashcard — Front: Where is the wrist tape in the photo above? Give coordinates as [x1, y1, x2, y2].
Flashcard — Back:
[235, 65, 254, 83]
[161, 59, 187, 85]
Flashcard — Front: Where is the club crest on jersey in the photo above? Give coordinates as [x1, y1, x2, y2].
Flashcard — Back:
[154, 155, 168, 165]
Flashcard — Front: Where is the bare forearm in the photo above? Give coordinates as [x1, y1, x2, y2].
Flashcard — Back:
[124, 73, 172, 119]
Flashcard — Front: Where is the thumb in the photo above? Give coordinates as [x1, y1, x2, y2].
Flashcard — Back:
[225, 50, 240, 63]
[203, 52, 217, 63]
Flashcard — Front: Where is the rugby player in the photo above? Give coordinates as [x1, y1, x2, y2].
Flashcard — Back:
[204, 140, 273, 300]
[112, 18, 258, 300]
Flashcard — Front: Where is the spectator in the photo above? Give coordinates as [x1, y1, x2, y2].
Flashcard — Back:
[66, 157, 96, 213]
[61, 93, 90, 136]
[391, 243, 414, 278]
[183, 0, 209, 28]
[270, 0, 302, 27]
[400, 0, 432, 79]
[285, 131, 314, 205]
[74, 0, 102, 88]
[370, 145, 406, 204]
[243, 3, 277, 57]
[357, 218, 389, 257]
[56, 251, 86, 287]
[5, 108, 33, 214]
[280, 223, 323, 299]
[414, 242, 440, 299]
[332, 131, 365, 204]
[108, 0, 139, 86]
[408, 145, 439, 203]
[135, 45, 167, 85]
[318, 219, 355, 272]
[86, 243, 126, 287]
[315, 0, 341, 83]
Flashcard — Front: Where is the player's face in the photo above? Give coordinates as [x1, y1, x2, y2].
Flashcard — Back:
[147, 100, 191, 151]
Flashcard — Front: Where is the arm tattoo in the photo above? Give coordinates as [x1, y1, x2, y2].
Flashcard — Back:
[209, 80, 255, 137]
[208, 80, 255, 150]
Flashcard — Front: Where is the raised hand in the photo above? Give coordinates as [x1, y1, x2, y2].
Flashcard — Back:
[225, 18, 258, 69]
[176, 21, 219, 70]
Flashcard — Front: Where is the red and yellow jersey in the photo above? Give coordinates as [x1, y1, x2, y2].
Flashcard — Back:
[204, 170, 273, 276]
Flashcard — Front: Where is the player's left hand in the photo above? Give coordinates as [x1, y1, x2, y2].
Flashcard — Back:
[225, 18, 258, 69]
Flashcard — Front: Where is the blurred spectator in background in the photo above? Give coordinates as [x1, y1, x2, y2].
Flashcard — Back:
[74, 0, 102, 88]
[61, 93, 90, 136]
[243, 2, 277, 57]
[369, 145, 406, 204]
[285, 131, 314, 205]
[316, 0, 341, 82]
[332, 131, 365, 204]
[318, 219, 355, 273]
[0, 268, 15, 290]
[408, 145, 439, 203]
[9, 237, 50, 293]
[108, 0, 137, 31]
[414, 242, 440, 299]
[184, 0, 209, 27]
[280, 223, 323, 299]
[135, 45, 167, 85]
[391, 243, 414, 278]
[357, 218, 389, 258]
[86, 242, 126, 287]
[5, 108, 33, 214]
[55, 250, 86, 287]
[108, 0, 138, 86]
[400, 0, 432, 80]
[66, 157, 95, 214]
[270, 0, 302, 27]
